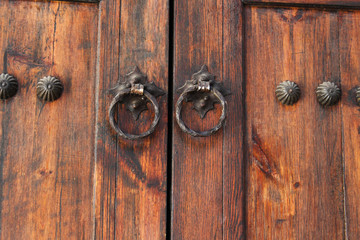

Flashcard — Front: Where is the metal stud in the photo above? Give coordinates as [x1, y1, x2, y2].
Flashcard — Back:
[316, 82, 341, 106]
[356, 87, 360, 106]
[275, 81, 301, 105]
[37, 76, 64, 102]
[0, 73, 18, 100]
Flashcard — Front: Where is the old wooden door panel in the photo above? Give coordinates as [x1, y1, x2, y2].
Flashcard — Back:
[244, 0, 360, 7]
[244, 6, 360, 239]
[172, 1, 244, 239]
[0, 1, 98, 239]
[339, 12, 360, 239]
[95, 0, 169, 239]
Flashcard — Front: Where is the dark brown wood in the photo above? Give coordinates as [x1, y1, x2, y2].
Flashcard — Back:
[245, 7, 345, 239]
[0, 1, 98, 239]
[172, 1, 245, 239]
[243, 0, 360, 7]
[95, 0, 169, 239]
[339, 11, 360, 240]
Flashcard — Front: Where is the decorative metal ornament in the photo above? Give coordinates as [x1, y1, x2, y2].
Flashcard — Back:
[0, 73, 18, 100]
[356, 87, 360, 106]
[275, 81, 301, 105]
[316, 81, 341, 106]
[108, 66, 165, 140]
[176, 65, 231, 137]
[37, 76, 64, 102]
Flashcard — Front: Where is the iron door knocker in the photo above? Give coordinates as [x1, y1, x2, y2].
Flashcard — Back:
[176, 65, 231, 137]
[108, 67, 165, 140]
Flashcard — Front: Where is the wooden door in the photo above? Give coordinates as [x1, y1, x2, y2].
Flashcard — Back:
[0, 0, 169, 239]
[172, 0, 360, 240]
[1, 0, 360, 240]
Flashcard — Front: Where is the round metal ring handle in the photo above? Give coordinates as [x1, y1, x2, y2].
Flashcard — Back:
[108, 66, 165, 140]
[109, 89, 160, 140]
[176, 87, 227, 137]
[109, 88, 160, 140]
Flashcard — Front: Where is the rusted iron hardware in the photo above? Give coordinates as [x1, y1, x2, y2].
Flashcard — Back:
[0, 73, 18, 100]
[108, 66, 165, 140]
[316, 81, 341, 106]
[176, 65, 231, 137]
[275, 81, 301, 105]
[37, 76, 64, 102]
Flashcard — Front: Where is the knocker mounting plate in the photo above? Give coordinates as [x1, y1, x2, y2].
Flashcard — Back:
[108, 66, 165, 140]
[176, 65, 231, 137]
[177, 65, 231, 119]
[108, 67, 165, 120]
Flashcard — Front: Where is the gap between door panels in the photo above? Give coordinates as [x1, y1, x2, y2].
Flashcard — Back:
[166, 0, 174, 239]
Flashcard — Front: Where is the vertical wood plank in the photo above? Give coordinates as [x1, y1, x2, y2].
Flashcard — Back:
[339, 10, 360, 239]
[95, 0, 169, 239]
[244, 0, 360, 8]
[222, 2, 246, 240]
[0, 1, 98, 239]
[172, 1, 245, 239]
[94, 0, 120, 238]
[245, 7, 345, 239]
[173, 0, 223, 239]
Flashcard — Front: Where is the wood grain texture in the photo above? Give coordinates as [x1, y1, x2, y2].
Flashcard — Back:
[95, 0, 169, 239]
[21, 0, 99, 3]
[339, 11, 360, 239]
[222, 2, 246, 240]
[245, 7, 345, 239]
[0, 1, 98, 239]
[243, 0, 360, 7]
[172, 1, 244, 239]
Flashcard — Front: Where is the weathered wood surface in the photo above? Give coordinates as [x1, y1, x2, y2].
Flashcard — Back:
[0, 1, 98, 239]
[243, 0, 360, 7]
[245, 7, 346, 239]
[172, 1, 245, 239]
[95, 0, 169, 239]
[339, 11, 360, 240]
[2, 1, 360, 239]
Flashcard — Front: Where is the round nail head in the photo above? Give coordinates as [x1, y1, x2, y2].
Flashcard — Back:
[275, 81, 301, 105]
[0, 73, 18, 100]
[316, 82, 341, 106]
[37, 76, 64, 102]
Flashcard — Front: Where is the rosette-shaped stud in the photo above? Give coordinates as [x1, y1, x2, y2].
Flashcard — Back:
[356, 87, 360, 106]
[37, 76, 64, 102]
[316, 81, 341, 106]
[275, 81, 301, 105]
[0, 73, 18, 100]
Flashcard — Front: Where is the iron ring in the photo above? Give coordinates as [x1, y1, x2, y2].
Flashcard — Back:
[109, 89, 160, 140]
[176, 88, 227, 137]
